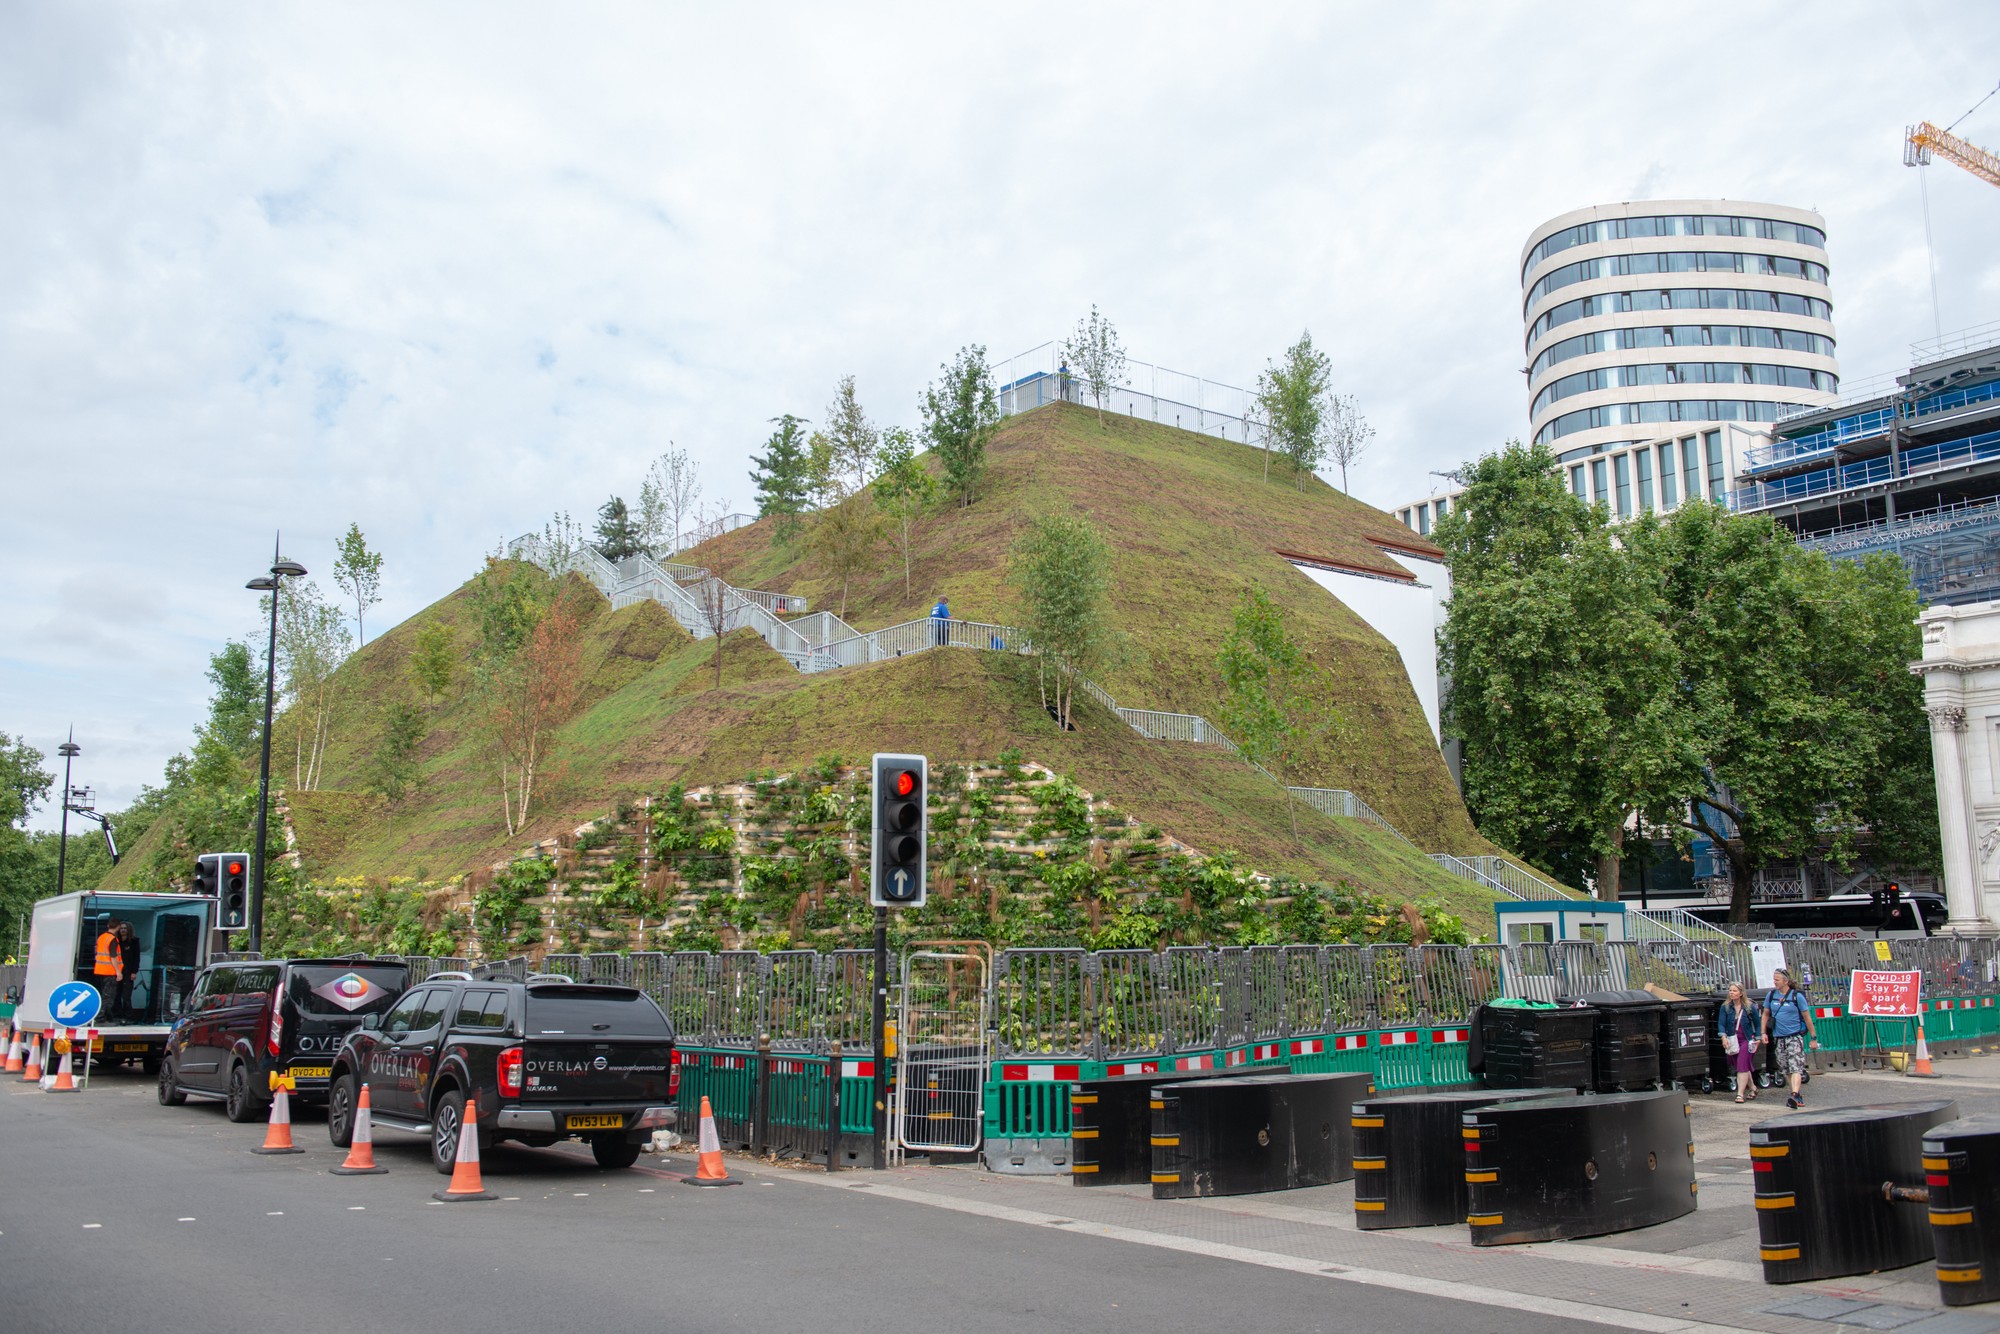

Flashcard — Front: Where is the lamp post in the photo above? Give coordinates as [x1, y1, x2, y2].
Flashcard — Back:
[246, 538, 308, 953]
[55, 731, 79, 897]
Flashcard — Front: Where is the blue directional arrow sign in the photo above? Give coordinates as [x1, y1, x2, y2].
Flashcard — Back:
[48, 981, 102, 1029]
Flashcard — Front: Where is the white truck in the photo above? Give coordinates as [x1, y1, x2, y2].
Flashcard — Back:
[19, 891, 215, 1072]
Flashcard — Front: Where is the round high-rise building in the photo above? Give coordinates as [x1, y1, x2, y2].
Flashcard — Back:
[1521, 200, 1840, 461]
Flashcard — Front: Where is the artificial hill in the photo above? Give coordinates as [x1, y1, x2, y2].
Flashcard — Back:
[105, 400, 1524, 930]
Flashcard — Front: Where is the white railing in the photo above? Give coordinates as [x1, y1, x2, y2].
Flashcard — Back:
[991, 342, 1263, 445]
[1429, 853, 1525, 900]
[1460, 855, 1576, 900]
[673, 512, 760, 552]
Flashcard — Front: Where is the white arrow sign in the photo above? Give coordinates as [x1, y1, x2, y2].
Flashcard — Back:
[892, 869, 910, 897]
[55, 993, 89, 1022]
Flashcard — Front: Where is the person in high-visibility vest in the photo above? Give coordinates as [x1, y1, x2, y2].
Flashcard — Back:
[93, 923, 123, 996]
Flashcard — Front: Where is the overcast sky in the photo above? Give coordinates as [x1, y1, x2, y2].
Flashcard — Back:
[6, 3, 1999, 826]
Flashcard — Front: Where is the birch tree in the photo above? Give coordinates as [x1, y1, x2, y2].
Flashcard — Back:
[1061, 306, 1127, 425]
[919, 346, 1000, 507]
[332, 523, 385, 645]
[1217, 587, 1341, 839]
[469, 562, 586, 836]
[873, 426, 939, 598]
[271, 578, 352, 791]
[640, 445, 701, 554]
[1010, 512, 1119, 729]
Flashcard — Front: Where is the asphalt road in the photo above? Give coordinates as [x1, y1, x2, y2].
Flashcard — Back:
[0, 1066, 1610, 1334]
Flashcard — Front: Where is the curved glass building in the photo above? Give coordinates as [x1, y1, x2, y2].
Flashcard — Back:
[1521, 201, 1840, 467]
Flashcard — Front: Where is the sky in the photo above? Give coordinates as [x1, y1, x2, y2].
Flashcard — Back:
[5, 3, 1999, 826]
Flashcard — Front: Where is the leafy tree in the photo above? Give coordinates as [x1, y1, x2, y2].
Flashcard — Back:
[540, 510, 584, 567]
[1254, 330, 1332, 486]
[0, 733, 52, 945]
[920, 345, 1001, 507]
[1436, 442, 1684, 897]
[468, 562, 588, 835]
[809, 494, 884, 618]
[271, 578, 352, 792]
[1324, 393, 1375, 493]
[873, 426, 939, 598]
[809, 376, 879, 503]
[750, 415, 814, 543]
[1010, 512, 1120, 729]
[407, 622, 458, 710]
[203, 641, 264, 753]
[1216, 588, 1341, 838]
[1061, 306, 1127, 425]
[332, 523, 385, 645]
[639, 446, 701, 555]
[593, 496, 645, 562]
[369, 700, 428, 841]
[1632, 503, 1939, 919]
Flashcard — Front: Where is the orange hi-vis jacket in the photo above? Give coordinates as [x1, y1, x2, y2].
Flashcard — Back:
[94, 931, 122, 979]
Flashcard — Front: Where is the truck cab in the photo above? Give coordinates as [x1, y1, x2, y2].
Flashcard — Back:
[20, 891, 214, 1071]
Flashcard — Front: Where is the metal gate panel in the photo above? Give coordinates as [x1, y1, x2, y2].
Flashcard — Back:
[1091, 951, 1166, 1059]
[897, 951, 989, 1153]
[1160, 946, 1220, 1053]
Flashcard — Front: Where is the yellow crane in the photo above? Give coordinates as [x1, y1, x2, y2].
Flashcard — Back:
[1905, 120, 2000, 188]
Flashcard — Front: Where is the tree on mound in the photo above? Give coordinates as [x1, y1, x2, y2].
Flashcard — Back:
[594, 496, 646, 562]
[468, 561, 588, 835]
[920, 345, 1000, 506]
[1218, 587, 1341, 838]
[1061, 306, 1127, 426]
[751, 414, 813, 543]
[1010, 512, 1121, 729]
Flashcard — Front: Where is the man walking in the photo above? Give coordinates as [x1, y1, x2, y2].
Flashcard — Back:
[1762, 967, 1820, 1109]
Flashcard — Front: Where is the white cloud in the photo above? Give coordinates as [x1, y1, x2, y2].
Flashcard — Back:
[5, 1, 1999, 824]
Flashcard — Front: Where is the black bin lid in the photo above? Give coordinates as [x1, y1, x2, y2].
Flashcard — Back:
[1560, 989, 1666, 1009]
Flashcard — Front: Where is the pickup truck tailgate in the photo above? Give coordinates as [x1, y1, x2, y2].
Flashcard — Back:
[521, 986, 673, 1102]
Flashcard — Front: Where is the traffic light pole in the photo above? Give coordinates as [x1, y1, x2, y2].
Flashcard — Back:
[871, 905, 887, 1169]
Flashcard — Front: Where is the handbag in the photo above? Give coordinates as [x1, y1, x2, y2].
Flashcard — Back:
[1723, 1034, 1739, 1056]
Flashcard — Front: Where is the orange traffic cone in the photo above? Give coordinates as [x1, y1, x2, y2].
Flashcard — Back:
[687, 1095, 740, 1187]
[331, 1083, 388, 1175]
[22, 1031, 44, 1082]
[3, 1021, 22, 1074]
[1909, 1016, 1943, 1079]
[252, 1083, 305, 1154]
[433, 1094, 496, 1202]
[47, 1031, 77, 1093]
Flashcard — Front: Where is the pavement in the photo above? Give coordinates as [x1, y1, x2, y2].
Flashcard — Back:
[8, 1057, 2000, 1333]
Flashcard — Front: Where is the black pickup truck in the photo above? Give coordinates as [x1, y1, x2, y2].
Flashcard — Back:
[327, 973, 677, 1171]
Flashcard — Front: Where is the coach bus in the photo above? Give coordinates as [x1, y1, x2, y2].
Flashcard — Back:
[1684, 890, 1947, 940]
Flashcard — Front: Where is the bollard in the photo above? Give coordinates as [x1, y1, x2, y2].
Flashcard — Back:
[1752, 1099, 1957, 1283]
[1464, 1089, 1695, 1245]
[1350, 1088, 1567, 1229]
[750, 1033, 770, 1159]
[1151, 1071, 1373, 1200]
[825, 1041, 842, 1173]
[1917, 1112, 2000, 1304]
[1069, 1066, 1290, 1187]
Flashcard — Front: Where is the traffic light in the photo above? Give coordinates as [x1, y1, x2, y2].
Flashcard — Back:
[197, 852, 251, 930]
[870, 753, 926, 908]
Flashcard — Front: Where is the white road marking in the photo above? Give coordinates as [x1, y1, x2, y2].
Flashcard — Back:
[177, 1218, 194, 1223]
[82, 1224, 101, 1229]
[804, 1176, 1760, 1334]
[348, 1206, 365, 1212]
[267, 1212, 283, 1216]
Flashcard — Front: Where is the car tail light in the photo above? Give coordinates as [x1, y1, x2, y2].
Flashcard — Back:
[498, 1045, 523, 1097]
[669, 1048, 680, 1099]
[267, 984, 283, 1057]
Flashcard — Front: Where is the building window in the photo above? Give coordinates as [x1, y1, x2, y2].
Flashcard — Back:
[1435, 496, 1449, 519]
[1614, 453, 1632, 518]
[1398, 509, 1410, 528]
[1591, 459, 1608, 507]
[1635, 447, 1654, 512]
[1571, 464, 1586, 499]
[1704, 430, 1725, 499]
[1659, 444, 1678, 508]
[1417, 504, 1430, 536]
[1681, 436, 1701, 500]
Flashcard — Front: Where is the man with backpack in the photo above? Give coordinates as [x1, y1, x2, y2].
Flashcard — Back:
[1762, 968, 1820, 1109]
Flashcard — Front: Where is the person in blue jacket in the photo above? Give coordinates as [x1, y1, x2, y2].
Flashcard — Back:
[931, 595, 950, 648]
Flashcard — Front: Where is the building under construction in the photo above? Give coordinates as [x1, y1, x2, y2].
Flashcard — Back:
[1730, 323, 2000, 605]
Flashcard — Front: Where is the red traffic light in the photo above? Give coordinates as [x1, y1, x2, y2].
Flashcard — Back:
[227, 860, 244, 875]
[894, 770, 916, 797]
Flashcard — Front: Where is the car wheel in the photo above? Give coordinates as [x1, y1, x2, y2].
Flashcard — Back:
[157, 1057, 187, 1107]
[327, 1074, 357, 1149]
[432, 1088, 484, 1174]
[224, 1063, 260, 1123]
[591, 1135, 643, 1170]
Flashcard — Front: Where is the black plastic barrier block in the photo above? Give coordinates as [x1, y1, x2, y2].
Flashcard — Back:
[1350, 1088, 1567, 1229]
[1916, 1113, 2000, 1304]
[1463, 1089, 1695, 1245]
[1150, 1071, 1375, 1200]
[1752, 1099, 1957, 1284]
[1477, 1004, 1595, 1091]
[1069, 1065, 1290, 1187]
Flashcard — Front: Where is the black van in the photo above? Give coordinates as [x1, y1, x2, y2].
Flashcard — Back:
[158, 958, 413, 1122]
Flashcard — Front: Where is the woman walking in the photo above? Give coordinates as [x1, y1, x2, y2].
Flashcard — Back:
[1719, 982, 1761, 1103]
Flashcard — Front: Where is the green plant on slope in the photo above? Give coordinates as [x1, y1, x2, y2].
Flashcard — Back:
[1217, 586, 1341, 839]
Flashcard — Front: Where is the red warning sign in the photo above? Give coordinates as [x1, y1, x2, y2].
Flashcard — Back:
[1847, 970, 1922, 1017]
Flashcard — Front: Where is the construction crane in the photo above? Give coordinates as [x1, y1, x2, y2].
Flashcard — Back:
[1905, 120, 2000, 188]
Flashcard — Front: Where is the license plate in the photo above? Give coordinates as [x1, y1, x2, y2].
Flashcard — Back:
[113, 1043, 149, 1053]
[290, 1066, 332, 1080]
[566, 1113, 624, 1131]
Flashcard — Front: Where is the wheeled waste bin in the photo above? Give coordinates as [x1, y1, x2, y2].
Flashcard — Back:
[1660, 997, 1713, 1091]
[1475, 1002, 1595, 1092]
[1561, 990, 1664, 1092]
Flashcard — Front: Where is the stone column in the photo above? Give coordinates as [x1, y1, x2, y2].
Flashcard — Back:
[1927, 699, 1985, 932]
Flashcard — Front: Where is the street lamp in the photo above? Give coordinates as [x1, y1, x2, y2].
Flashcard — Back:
[246, 537, 308, 953]
[55, 732, 79, 897]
